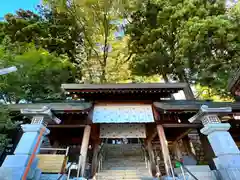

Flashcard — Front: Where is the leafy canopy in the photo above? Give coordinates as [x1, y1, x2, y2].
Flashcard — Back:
[1, 7, 83, 66]
[127, 0, 240, 97]
[0, 46, 76, 102]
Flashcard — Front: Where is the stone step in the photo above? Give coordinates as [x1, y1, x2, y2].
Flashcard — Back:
[104, 144, 142, 147]
[104, 145, 143, 154]
[103, 161, 146, 165]
[99, 144, 151, 180]
[106, 153, 143, 157]
[103, 166, 147, 170]
[104, 159, 145, 162]
[97, 173, 151, 177]
[97, 172, 150, 176]
[96, 177, 152, 180]
[103, 165, 147, 169]
[96, 174, 151, 179]
[96, 176, 152, 180]
[40, 174, 67, 180]
[103, 166, 148, 170]
[104, 156, 144, 160]
[105, 157, 144, 160]
[99, 169, 149, 174]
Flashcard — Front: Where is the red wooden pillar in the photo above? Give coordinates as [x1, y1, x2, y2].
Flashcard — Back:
[157, 124, 170, 176]
[78, 125, 91, 177]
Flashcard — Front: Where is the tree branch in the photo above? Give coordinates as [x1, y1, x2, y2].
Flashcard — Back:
[123, 53, 133, 64]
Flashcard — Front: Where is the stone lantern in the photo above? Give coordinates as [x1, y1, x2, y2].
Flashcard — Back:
[189, 105, 240, 180]
[0, 106, 61, 180]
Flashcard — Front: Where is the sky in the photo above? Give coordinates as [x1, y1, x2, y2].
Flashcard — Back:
[0, 0, 40, 18]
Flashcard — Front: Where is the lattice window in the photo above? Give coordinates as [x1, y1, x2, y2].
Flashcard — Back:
[202, 115, 221, 126]
[31, 116, 48, 126]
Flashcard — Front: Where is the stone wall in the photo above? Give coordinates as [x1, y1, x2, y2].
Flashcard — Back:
[40, 174, 67, 180]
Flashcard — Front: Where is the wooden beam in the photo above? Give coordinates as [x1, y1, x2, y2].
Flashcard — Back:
[90, 124, 100, 176]
[156, 124, 171, 176]
[147, 131, 157, 142]
[182, 136, 193, 155]
[146, 124, 157, 142]
[162, 124, 202, 128]
[90, 124, 100, 141]
[172, 143, 182, 159]
[78, 125, 91, 177]
[47, 124, 86, 128]
[152, 105, 160, 121]
[8, 102, 92, 112]
[173, 128, 193, 144]
[62, 83, 188, 91]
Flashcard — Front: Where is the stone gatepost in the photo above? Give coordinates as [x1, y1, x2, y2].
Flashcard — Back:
[0, 106, 61, 180]
[189, 105, 240, 180]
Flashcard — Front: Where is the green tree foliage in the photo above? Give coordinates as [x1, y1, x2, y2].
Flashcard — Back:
[45, 0, 143, 83]
[1, 7, 83, 66]
[0, 47, 76, 102]
[127, 0, 240, 96]
[0, 3, 82, 151]
[0, 107, 18, 152]
[195, 84, 233, 102]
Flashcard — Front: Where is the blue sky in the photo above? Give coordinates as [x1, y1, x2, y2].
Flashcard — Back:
[0, 0, 40, 18]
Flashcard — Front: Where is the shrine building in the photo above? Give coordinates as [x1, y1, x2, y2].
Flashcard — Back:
[2, 82, 240, 180]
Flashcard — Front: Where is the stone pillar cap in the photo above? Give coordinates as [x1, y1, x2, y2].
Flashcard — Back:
[21, 106, 61, 124]
[188, 105, 232, 123]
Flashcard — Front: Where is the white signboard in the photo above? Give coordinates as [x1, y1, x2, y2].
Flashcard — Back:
[93, 104, 154, 123]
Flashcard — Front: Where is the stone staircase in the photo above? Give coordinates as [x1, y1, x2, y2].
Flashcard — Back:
[95, 144, 152, 180]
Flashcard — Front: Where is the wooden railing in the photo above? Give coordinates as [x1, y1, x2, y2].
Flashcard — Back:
[37, 147, 69, 174]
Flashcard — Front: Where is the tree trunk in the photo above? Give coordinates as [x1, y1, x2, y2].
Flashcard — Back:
[178, 71, 195, 100]
[162, 73, 169, 83]
[161, 73, 175, 100]
[100, 67, 107, 83]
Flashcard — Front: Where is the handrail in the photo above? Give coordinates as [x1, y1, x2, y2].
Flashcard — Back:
[180, 164, 187, 180]
[167, 155, 175, 180]
[76, 155, 82, 178]
[58, 162, 74, 180]
[40, 147, 69, 156]
[96, 143, 105, 172]
[140, 143, 149, 169]
[174, 159, 199, 180]
[40, 148, 68, 151]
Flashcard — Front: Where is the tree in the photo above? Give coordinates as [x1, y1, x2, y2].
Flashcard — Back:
[45, 0, 142, 83]
[0, 106, 18, 152]
[127, 0, 240, 97]
[2, 7, 83, 67]
[195, 84, 233, 102]
[0, 46, 76, 102]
